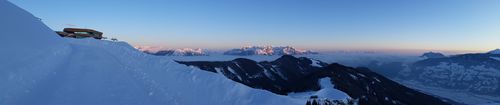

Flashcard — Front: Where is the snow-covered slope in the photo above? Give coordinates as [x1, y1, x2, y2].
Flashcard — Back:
[0, 0, 64, 66]
[488, 49, 500, 54]
[224, 46, 318, 56]
[0, 1, 301, 105]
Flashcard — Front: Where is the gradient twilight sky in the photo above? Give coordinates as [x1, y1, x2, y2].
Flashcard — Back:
[9, 0, 500, 52]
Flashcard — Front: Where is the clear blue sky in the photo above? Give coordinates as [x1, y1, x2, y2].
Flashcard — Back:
[9, 0, 500, 51]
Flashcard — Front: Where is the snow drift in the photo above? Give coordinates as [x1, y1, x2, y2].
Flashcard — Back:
[0, 1, 301, 105]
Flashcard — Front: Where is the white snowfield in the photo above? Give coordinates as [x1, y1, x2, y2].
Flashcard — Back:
[0, 1, 307, 105]
[288, 78, 351, 101]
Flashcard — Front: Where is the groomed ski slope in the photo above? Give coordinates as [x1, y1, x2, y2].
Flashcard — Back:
[0, 0, 306, 105]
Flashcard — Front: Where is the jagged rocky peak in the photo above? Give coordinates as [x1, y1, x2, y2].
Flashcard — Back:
[420, 51, 446, 58]
[487, 49, 500, 54]
[223, 46, 318, 56]
[135, 46, 207, 56]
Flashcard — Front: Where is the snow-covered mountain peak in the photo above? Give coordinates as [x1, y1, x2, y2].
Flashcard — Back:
[135, 46, 208, 56]
[224, 46, 318, 56]
[171, 48, 207, 56]
[487, 49, 500, 54]
[134, 46, 166, 52]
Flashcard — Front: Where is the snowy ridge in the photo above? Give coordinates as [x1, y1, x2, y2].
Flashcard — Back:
[176, 55, 330, 95]
[177, 55, 452, 105]
[0, 1, 301, 105]
[0, 0, 65, 66]
[488, 49, 500, 54]
[224, 46, 318, 56]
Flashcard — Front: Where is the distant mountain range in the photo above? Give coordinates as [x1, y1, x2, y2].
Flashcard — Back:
[136, 47, 208, 56]
[223, 46, 318, 56]
[176, 55, 453, 105]
[135, 46, 318, 56]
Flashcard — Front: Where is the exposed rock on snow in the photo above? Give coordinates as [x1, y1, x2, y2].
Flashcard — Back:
[177, 55, 329, 95]
[177, 55, 452, 105]
[224, 46, 318, 56]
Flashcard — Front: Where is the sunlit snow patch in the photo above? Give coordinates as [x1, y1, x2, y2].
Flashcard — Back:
[310, 59, 323, 67]
[288, 78, 351, 101]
